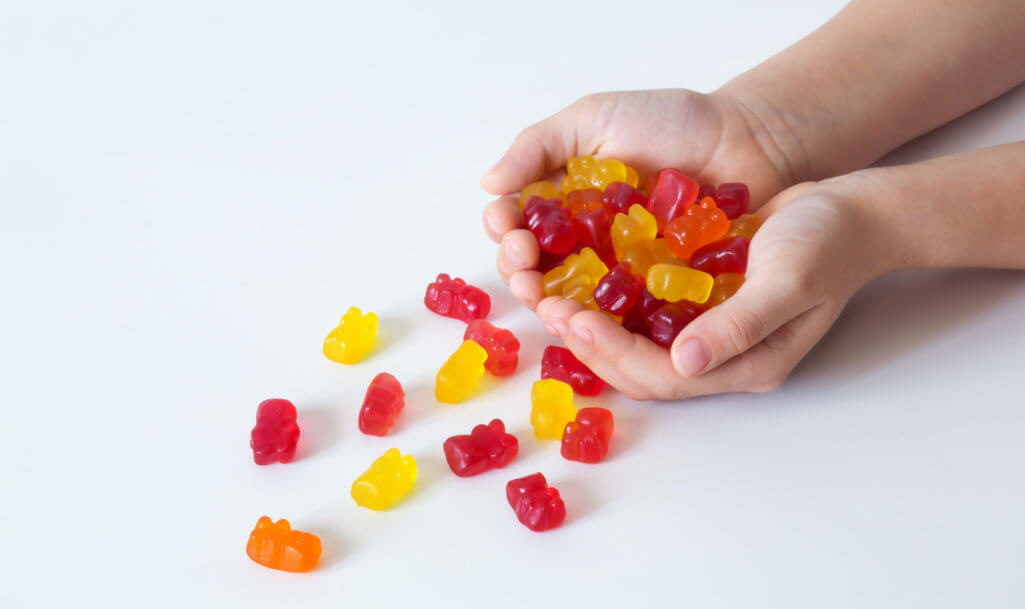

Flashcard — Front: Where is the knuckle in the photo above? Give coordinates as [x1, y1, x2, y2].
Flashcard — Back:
[723, 310, 766, 354]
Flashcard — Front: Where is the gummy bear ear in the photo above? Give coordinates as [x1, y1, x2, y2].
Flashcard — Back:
[256, 516, 273, 529]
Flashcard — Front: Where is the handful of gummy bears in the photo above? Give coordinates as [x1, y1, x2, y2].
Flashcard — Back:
[521, 156, 761, 348]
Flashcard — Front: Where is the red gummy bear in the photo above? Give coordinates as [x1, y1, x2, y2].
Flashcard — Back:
[541, 345, 606, 396]
[524, 196, 577, 254]
[690, 236, 750, 276]
[636, 288, 669, 327]
[506, 473, 566, 532]
[646, 168, 700, 231]
[443, 419, 519, 477]
[602, 182, 647, 216]
[593, 262, 644, 315]
[424, 273, 491, 322]
[464, 320, 520, 376]
[650, 302, 706, 348]
[250, 399, 300, 465]
[572, 209, 616, 267]
[714, 183, 750, 219]
[561, 407, 614, 463]
[358, 372, 405, 436]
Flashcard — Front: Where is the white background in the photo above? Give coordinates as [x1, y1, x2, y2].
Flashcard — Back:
[2, 1, 1025, 607]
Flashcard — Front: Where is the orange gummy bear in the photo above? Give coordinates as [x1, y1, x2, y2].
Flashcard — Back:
[246, 516, 322, 572]
[664, 197, 729, 260]
[725, 213, 763, 240]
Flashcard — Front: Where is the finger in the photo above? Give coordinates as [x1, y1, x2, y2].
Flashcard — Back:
[669, 274, 812, 377]
[508, 271, 544, 311]
[535, 296, 584, 337]
[497, 230, 539, 281]
[482, 196, 523, 243]
[480, 110, 582, 196]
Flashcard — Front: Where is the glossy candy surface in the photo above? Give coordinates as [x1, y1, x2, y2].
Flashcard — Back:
[602, 182, 647, 216]
[664, 197, 730, 260]
[443, 419, 518, 477]
[706, 273, 745, 307]
[611, 204, 658, 260]
[541, 345, 606, 396]
[435, 340, 488, 403]
[725, 213, 763, 240]
[621, 238, 673, 277]
[463, 320, 520, 376]
[565, 188, 604, 216]
[351, 448, 417, 510]
[251, 399, 300, 465]
[714, 183, 750, 219]
[562, 156, 638, 193]
[358, 373, 404, 436]
[506, 473, 566, 532]
[530, 379, 577, 440]
[542, 247, 609, 298]
[646, 168, 700, 231]
[524, 196, 577, 254]
[572, 210, 615, 267]
[424, 273, 491, 322]
[561, 407, 614, 463]
[650, 302, 706, 347]
[646, 264, 714, 304]
[690, 236, 750, 276]
[593, 262, 644, 315]
[518, 181, 561, 209]
[246, 517, 321, 572]
[323, 307, 377, 364]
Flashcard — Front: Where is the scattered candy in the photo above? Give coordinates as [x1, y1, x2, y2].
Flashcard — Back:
[506, 473, 566, 532]
[424, 273, 491, 322]
[443, 419, 518, 477]
[435, 340, 488, 403]
[530, 378, 577, 440]
[464, 320, 520, 376]
[351, 448, 417, 510]
[323, 307, 377, 364]
[359, 372, 405, 436]
[561, 407, 614, 463]
[250, 399, 300, 465]
[541, 345, 606, 396]
[246, 516, 321, 572]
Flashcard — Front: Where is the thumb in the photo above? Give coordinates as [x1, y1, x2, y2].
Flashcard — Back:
[669, 275, 807, 377]
[480, 107, 585, 196]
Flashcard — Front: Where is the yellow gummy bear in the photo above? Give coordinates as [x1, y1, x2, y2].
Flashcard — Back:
[323, 307, 378, 364]
[351, 448, 417, 510]
[646, 264, 714, 304]
[611, 204, 658, 260]
[530, 379, 577, 440]
[542, 247, 609, 299]
[622, 238, 674, 277]
[519, 181, 562, 209]
[561, 156, 639, 193]
[435, 340, 488, 403]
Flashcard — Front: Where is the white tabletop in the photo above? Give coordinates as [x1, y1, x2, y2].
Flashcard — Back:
[3, 1, 1025, 607]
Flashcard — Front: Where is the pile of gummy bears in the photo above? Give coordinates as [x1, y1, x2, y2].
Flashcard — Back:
[244, 157, 755, 572]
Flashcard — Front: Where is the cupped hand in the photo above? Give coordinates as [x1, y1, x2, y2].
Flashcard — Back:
[481, 88, 805, 310]
[530, 177, 887, 400]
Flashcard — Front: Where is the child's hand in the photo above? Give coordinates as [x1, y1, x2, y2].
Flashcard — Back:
[481, 89, 805, 310]
[531, 178, 884, 400]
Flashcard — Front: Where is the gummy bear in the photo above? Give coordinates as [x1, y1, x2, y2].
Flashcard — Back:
[358, 373, 405, 436]
[565, 188, 604, 216]
[506, 473, 566, 532]
[424, 274, 492, 322]
[706, 273, 745, 307]
[540, 345, 606, 396]
[611, 204, 658, 260]
[561, 407, 614, 464]
[621, 307, 652, 338]
[463, 320, 520, 376]
[530, 379, 577, 440]
[572, 209, 616, 267]
[524, 196, 577, 254]
[562, 156, 637, 193]
[443, 419, 519, 477]
[690, 236, 750, 276]
[621, 238, 674, 277]
[646, 263, 715, 304]
[664, 197, 730, 260]
[435, 340, 488, 403]
[351, 448, 417, 510]
[635, 288, 669, 327]
[697, 183, 717, 201]
[542, 247, 609, 299]
[646, 168, 700, 231]
[518, 180, 562, 209]
[602, 181, 647, 216]
[246, 516, 321, 572]
[593, 262, 644, 315]
[323, 307, 378, 364]
[250, 399, 300, 465]
[714, 183, 750, 219]
[561, 275, 601, 311]
[725, 213, 763, 240]
[650, 301, 706, 347]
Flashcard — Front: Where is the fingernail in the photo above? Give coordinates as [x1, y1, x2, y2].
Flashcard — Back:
[673, 338, 711, 377]
[485, 213, 502, 235]
[572, 323, 593, 346]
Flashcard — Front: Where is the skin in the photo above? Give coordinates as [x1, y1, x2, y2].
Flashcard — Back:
[481, 0, 1025, 401]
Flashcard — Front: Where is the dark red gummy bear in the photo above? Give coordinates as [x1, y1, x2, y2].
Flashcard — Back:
[650, 302, 706, 348]
[602, 182, 647, 216]
[696, 183, 716, 201]
[714, 183, 750, 219]
[358, 372, 405, 436]
[690, 236, 750, 276]
[443, 419, 519, 477]
[506, 473, 566, 532]
[636, 288, 669, 327]
[424, 273, 491, 322]
[524, 196, 577, 254]
[464, 320, 520, 376]
[561, 407, 614, 464]
[572, 209, 616, 267]
[621, 307, 652, 338]
[646, 168, 700, 231]
[541, 345, 606, 396]
[593, 262, 644, 315]
[250, 399, 300, 465]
